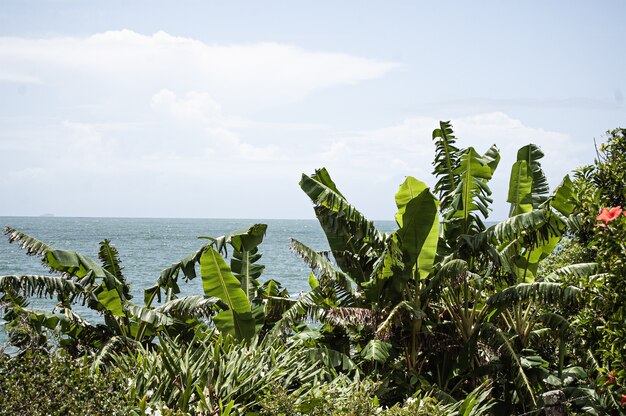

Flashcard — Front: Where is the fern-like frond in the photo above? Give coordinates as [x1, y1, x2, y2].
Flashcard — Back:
[487, 282, 580, 310]
[98, 239, 125, 282]
[432, 120, 461, 209]
[4, 226, 53, 256]
[480, 323, 537, 408]
[156, 295, 223, 319]
[300, 168, 386, 282]
[542, 263, 598, 283]
[126, 304, 173, 327]
[98, 239, 132, 300]
[290, 238, 355, 294]
[326, 307, 374, 329]
[0, 274, 82, 300]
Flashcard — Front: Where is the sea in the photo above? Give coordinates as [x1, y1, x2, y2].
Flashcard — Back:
[0, 216, 397, 344]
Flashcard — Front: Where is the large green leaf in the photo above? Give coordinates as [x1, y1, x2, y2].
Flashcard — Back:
[199, 246, 255, 341]
[508, 145, 549, 216]
[300, 168, 385, 282]
[548, 174, 575, 217]
[361, 339, 392, 363]
[394, 177, 439, 280]
[95, 282, 126, 317]
[432, 120, 461, 211]
[223, 224, 267, 299]
[508, 160, 533, 216]
[452, 147, 496, 220]
[98, 239, 132, 300]
[438, 144, 499, 239]
[44, 249, 106, 278]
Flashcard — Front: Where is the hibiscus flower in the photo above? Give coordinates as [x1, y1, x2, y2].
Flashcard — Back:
[596, 206, 624, 225]
[605, 370, 617, 386]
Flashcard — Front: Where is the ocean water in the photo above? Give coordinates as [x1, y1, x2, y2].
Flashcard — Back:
[0, 216, 396, 343]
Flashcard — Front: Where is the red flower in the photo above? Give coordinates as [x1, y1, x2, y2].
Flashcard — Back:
[605, 370, 617, 386]
[596, 206, 624, 224]
[621, 394, 626, 408]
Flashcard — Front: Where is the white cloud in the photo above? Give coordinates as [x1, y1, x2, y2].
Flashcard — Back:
[151, 89, 225, 125]
[0, 109, 589, 219]
[0, 30, 398, 110]
[0, 31, 592, 220]
[0, 71, 41, 84]
[306, 112, 589, 221]
[149, 89, 287, 162]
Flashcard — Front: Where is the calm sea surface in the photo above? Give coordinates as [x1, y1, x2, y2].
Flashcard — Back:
[0, 216, 396, 343]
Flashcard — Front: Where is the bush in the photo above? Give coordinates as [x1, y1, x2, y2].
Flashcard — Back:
[0, 350, 133, 416]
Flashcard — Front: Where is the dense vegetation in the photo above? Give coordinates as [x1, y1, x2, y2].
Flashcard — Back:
[2, 123, 625, 415]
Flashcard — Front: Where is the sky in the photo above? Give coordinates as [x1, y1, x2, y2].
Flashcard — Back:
[0, 1, 624, 221]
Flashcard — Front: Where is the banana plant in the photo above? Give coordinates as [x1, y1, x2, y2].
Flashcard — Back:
[294, 120, 592, 411]
[0, 224, 280, 353]
[296, 169, 441, 374]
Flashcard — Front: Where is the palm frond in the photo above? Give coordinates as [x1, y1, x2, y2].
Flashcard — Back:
[438, 140, 500, 235]
[155, 246, 206, 301]
[91, 335, 139, 373]
[275, 288, 328, 328]
[538, 312, 570, 338]
[517, 144, 550, 211]
[98, 239, 125, 282]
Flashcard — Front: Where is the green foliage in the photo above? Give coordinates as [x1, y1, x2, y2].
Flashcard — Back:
[199, 246, 256, 340]
[539, 237, 595, 277]
[1, 223, 286, 357]
[5, 120, 623, 415]
[295, 120, 589, 414]
[113, 332, 332, 415]
[507, 144, 550, 216]
[564, 128, 626, 378]
[0, 351, 132, 416]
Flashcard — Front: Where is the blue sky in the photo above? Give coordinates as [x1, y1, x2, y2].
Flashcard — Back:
[1, 1, 624, 220]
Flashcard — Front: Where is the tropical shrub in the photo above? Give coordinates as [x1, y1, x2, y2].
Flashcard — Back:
[0, 350, 132, 416]
[111, 331, 334, 415]
[0, 224, 293, 358]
